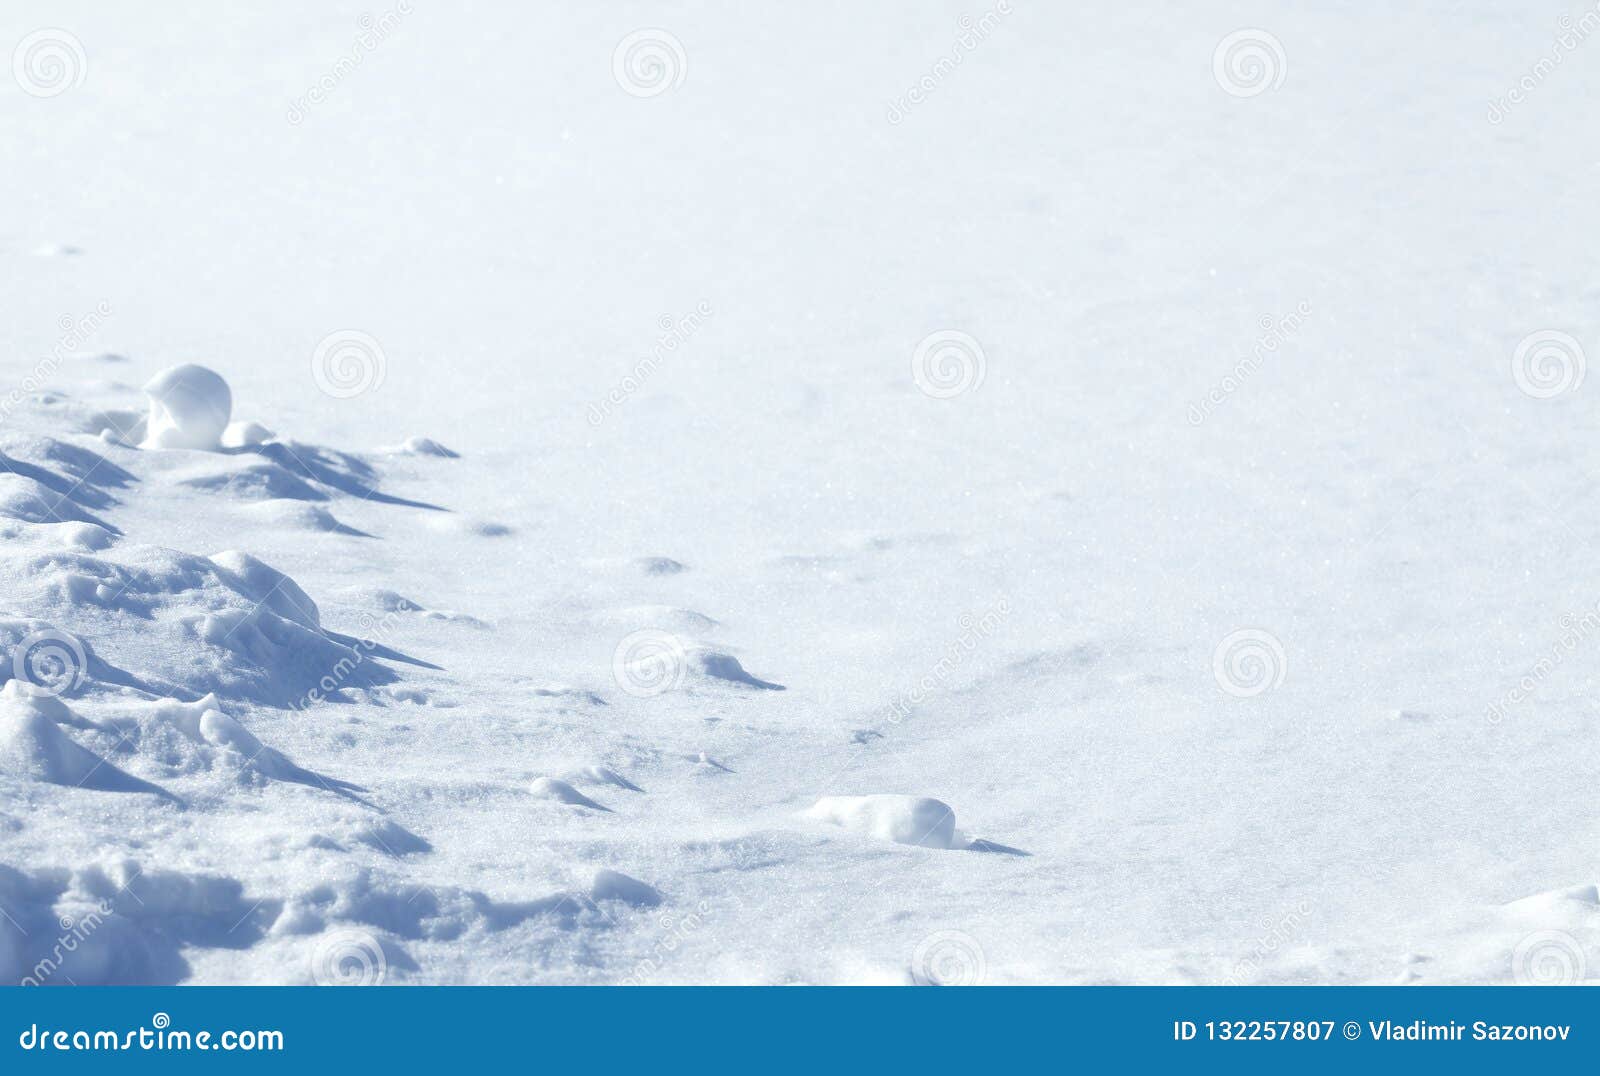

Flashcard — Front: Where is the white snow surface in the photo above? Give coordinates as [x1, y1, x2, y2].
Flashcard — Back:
[3, 3, 1600, 986]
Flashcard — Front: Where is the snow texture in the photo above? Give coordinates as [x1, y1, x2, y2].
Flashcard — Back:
[3, 3, 1599, 987]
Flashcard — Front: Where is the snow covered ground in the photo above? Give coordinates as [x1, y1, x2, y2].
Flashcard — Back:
[4, 1, 1600, 985]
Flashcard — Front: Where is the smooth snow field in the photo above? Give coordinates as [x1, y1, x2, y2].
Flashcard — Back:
[3, 2, 1600, 986]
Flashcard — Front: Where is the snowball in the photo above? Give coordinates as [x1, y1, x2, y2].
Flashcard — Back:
[221, 420, 275, 448]
[806, 795, 959, 848]
[141, 364, 232, 450]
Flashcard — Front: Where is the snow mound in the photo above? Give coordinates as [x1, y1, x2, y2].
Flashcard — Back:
[210, 550, 321, 629]
[187, 606, 389, 703]
[177, 460, 326, 501]
[98, 693, 364, 794]
[0, 860, 276, 985]
[612, 637, 785, 694]
[386, 436, 458, 458]
[0, 518, 116, 551]
[0, 473, 116, 530]
[635, 556, 687, 576]
[1, 682, 359, 797]
[1503, 884, 1600, 918]
[0, 433, 135, 509]
[331, 587, 485, 628]
[80, 408, 146, 444]
[530, 776, 610, 811]
[692, 649, 785, 690]
[286, 868, 601, 946]
[593, 605, 720, 634]
[0, 683, 171, 798]
[337, 586, 419, 613]
[528, 684, 606, 707]
[347, 818, 432, 856]
[692, 751, 732, 772]
[806, 795, 959, 849]
[575, 765, 643, 792]
[0, 538, 400, 705]
[239, 500, 370, 537]
[590, 869, 661, 907]
[0, 619, 94, 697]
[141, 364, 232, 450]
[424, 514, 511, 538]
